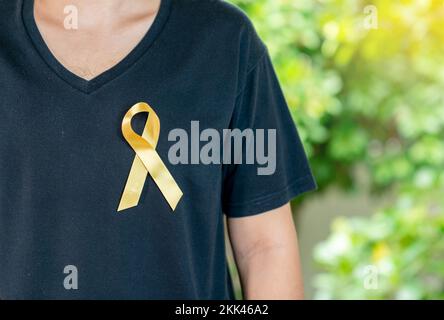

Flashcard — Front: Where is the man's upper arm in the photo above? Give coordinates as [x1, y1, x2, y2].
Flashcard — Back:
[227, 203, 298, 261]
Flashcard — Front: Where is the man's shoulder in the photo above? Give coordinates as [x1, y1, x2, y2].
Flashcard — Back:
[175, 0, 253, 28]
[173, 0, 266, 64]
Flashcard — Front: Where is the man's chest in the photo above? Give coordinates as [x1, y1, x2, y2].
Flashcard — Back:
[0, 76, 232, 210]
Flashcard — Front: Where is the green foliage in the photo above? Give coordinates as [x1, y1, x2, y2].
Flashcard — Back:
[232, 0, 444, 191]
[230, 0, 444, 299]
[314, 192, 444, 299]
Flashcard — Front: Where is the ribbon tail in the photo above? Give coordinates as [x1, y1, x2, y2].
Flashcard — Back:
[118, 155, 148, 212]
[140, 151, 183, 211]
[154, 168, 183, 211]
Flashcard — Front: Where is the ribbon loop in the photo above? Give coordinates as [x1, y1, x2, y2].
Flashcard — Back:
[118, 102, 183, 212]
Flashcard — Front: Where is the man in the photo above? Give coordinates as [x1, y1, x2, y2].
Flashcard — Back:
[0, 0, 316, 299]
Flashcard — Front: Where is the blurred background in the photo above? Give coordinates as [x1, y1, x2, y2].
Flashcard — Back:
[227, 0, 444, 299]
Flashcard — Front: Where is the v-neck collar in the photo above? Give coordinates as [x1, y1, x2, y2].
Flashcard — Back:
[21, 0, 172, 94]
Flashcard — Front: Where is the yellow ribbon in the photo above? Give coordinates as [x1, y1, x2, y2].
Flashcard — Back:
[118, 102, 183, 212]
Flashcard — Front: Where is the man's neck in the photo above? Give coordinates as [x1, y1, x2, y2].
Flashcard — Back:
[33, 0, 161, 80]
[37, 0, 159, 29]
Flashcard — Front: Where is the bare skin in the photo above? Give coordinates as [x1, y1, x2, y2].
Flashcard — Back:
[228, 204, 304, 299]
[34, 0, 161, 80]
[34, 0, 305, 299]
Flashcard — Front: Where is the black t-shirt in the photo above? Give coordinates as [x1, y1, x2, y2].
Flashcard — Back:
[0, 0, 316, 299]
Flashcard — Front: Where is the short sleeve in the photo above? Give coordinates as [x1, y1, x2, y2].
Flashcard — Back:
[222, 51, 317, 218]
